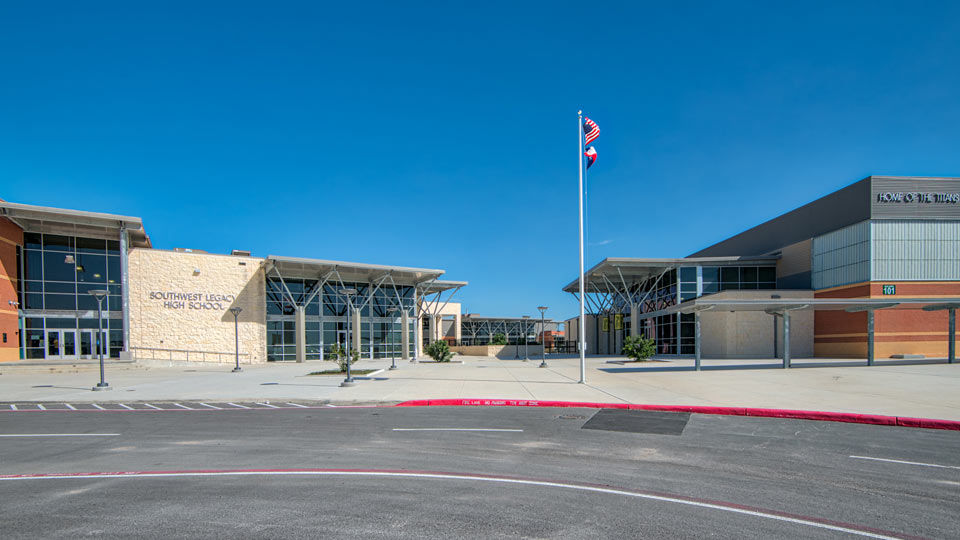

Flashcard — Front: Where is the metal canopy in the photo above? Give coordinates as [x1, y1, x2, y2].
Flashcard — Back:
[672, 297, 960, 317]
[561, 256, 779, 293]
[265, 255, 449, 286]
[0, 200, 151, 247]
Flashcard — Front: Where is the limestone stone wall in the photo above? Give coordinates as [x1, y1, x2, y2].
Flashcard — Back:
[128, 249, 267, 364]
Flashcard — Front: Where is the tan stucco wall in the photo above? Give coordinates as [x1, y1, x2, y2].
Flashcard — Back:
[128, 249, 267, 364]
[699, 290, 814, 359]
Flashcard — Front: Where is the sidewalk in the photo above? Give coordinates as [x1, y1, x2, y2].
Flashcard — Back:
[1, 355, 958, 420]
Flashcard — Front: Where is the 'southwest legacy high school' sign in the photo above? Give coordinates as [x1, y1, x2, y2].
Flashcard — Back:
[148, 291, 236, 310]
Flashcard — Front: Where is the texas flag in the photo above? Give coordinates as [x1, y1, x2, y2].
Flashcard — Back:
[584, 146, 597, 169]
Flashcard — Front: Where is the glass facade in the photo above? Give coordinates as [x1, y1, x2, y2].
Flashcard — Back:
[18, 232, 123, 359]
[265, 275, 417, 362]
[621, 265, 777, 356]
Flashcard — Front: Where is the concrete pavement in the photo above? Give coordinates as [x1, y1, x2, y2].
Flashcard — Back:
[1, 355, 958, 420]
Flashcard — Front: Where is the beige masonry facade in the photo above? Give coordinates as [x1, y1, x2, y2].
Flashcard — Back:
[127, 249, 267, 364]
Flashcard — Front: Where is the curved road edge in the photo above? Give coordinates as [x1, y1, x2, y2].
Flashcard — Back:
[394, 398, 960, 431]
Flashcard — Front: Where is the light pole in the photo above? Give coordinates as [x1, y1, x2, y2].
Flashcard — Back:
[388, 307, 399, 370]
[229, 307, 243, 372]
[537, 306, 548, 368]
[88, 289, 110, 391]
[339, 288, 358, 387]
[522, 315, 531, 360]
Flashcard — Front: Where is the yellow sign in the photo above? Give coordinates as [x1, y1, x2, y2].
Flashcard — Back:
[601, 317, 609, 332]
[614, 313, 623, 330]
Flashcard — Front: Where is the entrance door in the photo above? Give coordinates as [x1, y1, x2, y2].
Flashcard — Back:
[45, 330, 79, 359]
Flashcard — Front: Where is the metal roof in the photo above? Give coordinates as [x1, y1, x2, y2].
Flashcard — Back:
[0, 200, 151, 248]
[562, 256, 779, 293]
[462, 315, 556, 322]
[265, 255, 459, 287]
[660, 296, 960, 318]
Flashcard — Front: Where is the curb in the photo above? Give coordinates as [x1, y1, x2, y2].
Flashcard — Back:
[393, 399, 960, 431]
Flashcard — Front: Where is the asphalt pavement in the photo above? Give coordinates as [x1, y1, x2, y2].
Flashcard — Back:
[1, 406, 958, 538]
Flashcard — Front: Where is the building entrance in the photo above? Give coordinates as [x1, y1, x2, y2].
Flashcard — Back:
[44, 329, 105, 360]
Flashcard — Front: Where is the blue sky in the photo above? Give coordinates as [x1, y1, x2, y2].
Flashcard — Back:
[2, 2, 959, 320]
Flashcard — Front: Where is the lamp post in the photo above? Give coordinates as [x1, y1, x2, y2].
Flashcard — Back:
[537, 306, 548, 368]
[339, 288, 358, 387]
[88, 289, 110, 391]
[229, 307, 243, 372]
[522, 315, 531, 360]
[388, 307, 399, 370]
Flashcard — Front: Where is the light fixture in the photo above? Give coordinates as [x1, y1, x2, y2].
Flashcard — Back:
[193, 268, 201, 275]
[64, 255, 75, 264]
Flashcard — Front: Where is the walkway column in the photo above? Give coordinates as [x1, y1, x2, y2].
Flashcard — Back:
[949, 308, 956, 364]
[295, 306, 305, 363]
[782, 310, 791, 369]
[867, 309, 875, 366]
[119, 226, 130, 356]
[630, 304, 639, 338]
[401, 310, 410, 361]
[352, 307, 361, 358]
[428, 315, 438, 346]
[694, 311, 701, 371]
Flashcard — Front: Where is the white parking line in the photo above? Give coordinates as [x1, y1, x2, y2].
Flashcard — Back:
[143, 403, 162, 410]
[36, 404, 45, 410]
[227, 403, 250, 409]
[392, 428, 524, 432]
[91, 404, 104, 410]
[199, 403, 221, 410]
[255, 402, 280, 408]
[64, 404, 76, 410]
[286, 402, 309, 408]
[0, 433, 120, 437]
[850, 455, 960, 470]
[118, 404, 134, 410]
[172, 403, 193, 410]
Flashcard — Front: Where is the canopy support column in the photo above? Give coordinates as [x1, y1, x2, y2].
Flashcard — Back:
[949, 308, 956, 364]
[694, 311, 701, 371]
[867, 310, 875, 366]
[782, 310, 791, 369]
[401, 310, 410, 361]
[295, 306, 306, 363]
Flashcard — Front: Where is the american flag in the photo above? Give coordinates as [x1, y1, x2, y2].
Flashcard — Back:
[583, 117, 600, 145]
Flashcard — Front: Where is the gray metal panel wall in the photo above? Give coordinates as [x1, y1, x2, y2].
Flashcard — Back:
[871, 177, 960, 220]
[872, 220, 960, 280]
[691, 178, 871, 257]
[812, 221, 871, 289]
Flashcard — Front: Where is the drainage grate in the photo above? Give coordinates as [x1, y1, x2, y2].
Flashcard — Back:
[581, 409, 690, 435]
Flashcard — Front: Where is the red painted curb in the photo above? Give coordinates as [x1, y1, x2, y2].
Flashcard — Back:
[393, 399, 960, 431]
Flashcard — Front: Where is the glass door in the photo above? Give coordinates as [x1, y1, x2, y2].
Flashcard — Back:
[61, 330, 78, 359]
[46, 331, 61, 358]
[79, 330, 94, 358]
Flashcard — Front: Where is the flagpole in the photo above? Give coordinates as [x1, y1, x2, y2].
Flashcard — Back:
[577, 110, 586, 384]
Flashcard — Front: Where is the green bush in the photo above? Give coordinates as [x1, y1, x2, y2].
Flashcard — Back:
[426, 340, 454, 362]
[491, 333, 507, 345]
[328, 344, 361, 372]
[622, 335, 656, 362]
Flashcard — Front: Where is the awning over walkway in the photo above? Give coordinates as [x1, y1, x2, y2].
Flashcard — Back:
[0, 200, 151, 247]
[265, 255, 448, 286]
[561, 256, 779, 293]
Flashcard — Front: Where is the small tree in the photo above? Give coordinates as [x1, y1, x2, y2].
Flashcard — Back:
[491, 333, 507, 345]
[425, 340, 454, 362]
[622, 335, 656, 362]
[328, 344, 361, 372]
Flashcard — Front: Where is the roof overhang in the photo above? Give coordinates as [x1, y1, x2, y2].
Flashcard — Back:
[562, 256, 780, 293]
[663, 297, 960, 318]
[462, 316, 556, 323]
[265, 255, 452, 287]
[0, 201, 151, 248]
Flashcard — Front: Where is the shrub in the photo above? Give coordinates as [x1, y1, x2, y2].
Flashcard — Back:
[491, 333, 507, 345]
[426, 340, 454, 362]
[622, 335, 656, 362]
[328, 344, 361, 372]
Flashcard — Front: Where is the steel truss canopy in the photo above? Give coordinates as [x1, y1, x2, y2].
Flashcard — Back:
[561, 256, 779, 294]
[0, 200, 151, 247]
[265, 255, 457, 287]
